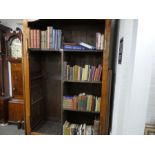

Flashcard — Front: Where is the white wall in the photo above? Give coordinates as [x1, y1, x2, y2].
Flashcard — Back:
[145, 20, 155, 125]
[111, 19, 153, 134]
[0, 19, 22, 30]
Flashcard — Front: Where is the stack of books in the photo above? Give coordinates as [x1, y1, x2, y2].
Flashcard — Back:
[63, 121, 94, 135]
[63, 42, 96, 50]
[64, 62, 102, 82]
[96, 32, 104, 50]
[63, 93, 101, 112]
[29, 27, 62, 49]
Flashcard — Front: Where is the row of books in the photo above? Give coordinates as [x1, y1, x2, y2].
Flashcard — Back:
[64, 62, 102, 81]
[63, 93, 101, 112]
[96, 32, 104, 50]
[29, 27, 62, 49]
[63, 120, 100, 135]
[29, 28, 104, 51]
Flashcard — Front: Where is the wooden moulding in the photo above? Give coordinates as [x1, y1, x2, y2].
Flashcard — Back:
[100, 19, 111, 135]
[22, 20, 31, 134]
[22, 19, 112, 135]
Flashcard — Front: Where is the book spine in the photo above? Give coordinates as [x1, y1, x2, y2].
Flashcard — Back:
[59, 30, 62, 49]
[55, 29, 57, 49]
[70, 67, 73, 80]
[36, 30, 38, 48]
[45, 31, 47, 49]
[50, 27, 53, 49]
[33, 30, 36, 48]
[96, 32, 101, 50]
[63, 61, 67, 80]
[98, 64, 102, 81]
[52, 29, 55, 49]
[30, 30, 33, 48]
[100, 34, 104, 50]
[47, 27, 50, 48]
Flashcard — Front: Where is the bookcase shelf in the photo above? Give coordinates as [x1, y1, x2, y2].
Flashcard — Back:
[63, 49, 103, 53]
[29, 48, 103, 53]
[23, 19, 112, 135]
[63, 109, 100, 114]
[63, 80, 101, 84]
[29, 48, 62, 53]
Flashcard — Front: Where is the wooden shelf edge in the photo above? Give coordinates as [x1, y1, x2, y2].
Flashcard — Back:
[63, 80, 101, 84]
[28, 48, 103, 53]
[63, 109, 100, 114]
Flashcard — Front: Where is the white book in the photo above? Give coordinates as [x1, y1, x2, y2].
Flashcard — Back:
[79, 42, 95, 50]
[82, 68, 85, 80]
[84, 65, 89, 81]
[96, 32, 101, 49]
[100, 34, 104, 50]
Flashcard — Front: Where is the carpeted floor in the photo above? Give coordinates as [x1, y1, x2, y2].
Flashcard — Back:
[0, 123, 25, 135]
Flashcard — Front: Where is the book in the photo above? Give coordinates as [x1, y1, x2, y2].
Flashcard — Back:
[96, 32, 104, 50]
[96, 32, 101, 50]
[30, 30, 34, 48]
[63, 121, 95, 135]
[79, 42, 96, 50]
[64, 63, 102, 82]
[100, 34, 104, 50]
[63, 45, 85, 50]
[63, 93, 101, 112]
[63, 61, 67, 80]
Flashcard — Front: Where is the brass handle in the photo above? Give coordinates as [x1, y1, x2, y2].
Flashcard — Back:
[13, 87, 16, 91]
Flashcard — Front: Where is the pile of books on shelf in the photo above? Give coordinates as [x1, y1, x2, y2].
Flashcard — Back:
[64, 42, 96, 50]
[64, 62, 102, 82]
[29, 27, 62, 49]
[96, 32, 104, 50]
[63, 93, 101, 112]
[63, 120, 100, 135]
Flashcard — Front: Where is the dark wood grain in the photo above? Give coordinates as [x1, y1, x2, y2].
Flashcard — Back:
[0, 96, 10, 123]
[11, 62, 23, 99]
[8, 99, 24, 122]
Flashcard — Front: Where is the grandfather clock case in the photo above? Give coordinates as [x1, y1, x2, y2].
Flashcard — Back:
[0, 24, 11, 124]
[5, 30, 24, 125]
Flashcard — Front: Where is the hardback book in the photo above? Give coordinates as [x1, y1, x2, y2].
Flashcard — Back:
[96, 32, 101, 50]
[79, 42, 96, 50]
[100, 34, 104, 50]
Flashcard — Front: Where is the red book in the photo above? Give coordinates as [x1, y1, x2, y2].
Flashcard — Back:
[94, 68, 98, 81]
[30, 30, 34, 48]
[97, 65, 102, 81]
[33, 30, 37, 48]
[36, 30, 40, 48]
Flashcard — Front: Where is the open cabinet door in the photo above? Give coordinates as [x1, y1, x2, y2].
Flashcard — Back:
[100, 19, 112, 134]
[22, 20, 31, 134]
[22, 20, 45, 134]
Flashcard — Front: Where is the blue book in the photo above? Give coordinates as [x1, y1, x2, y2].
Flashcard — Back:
[63, 45, 85, 50]
[50, 27, 53, 48]
[52, 29, 55, 49]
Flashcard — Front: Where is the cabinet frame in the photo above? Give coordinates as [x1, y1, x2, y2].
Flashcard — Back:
[22, 19, 111, 135]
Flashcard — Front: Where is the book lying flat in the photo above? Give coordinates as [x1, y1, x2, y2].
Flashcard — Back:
[79, 42, 96, 50]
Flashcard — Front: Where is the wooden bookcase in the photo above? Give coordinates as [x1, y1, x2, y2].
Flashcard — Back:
[22, 19, 112, 135]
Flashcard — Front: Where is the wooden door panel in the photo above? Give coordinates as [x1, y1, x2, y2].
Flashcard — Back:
[11, 63, 23, 99]
[8, 99, 24, 122]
